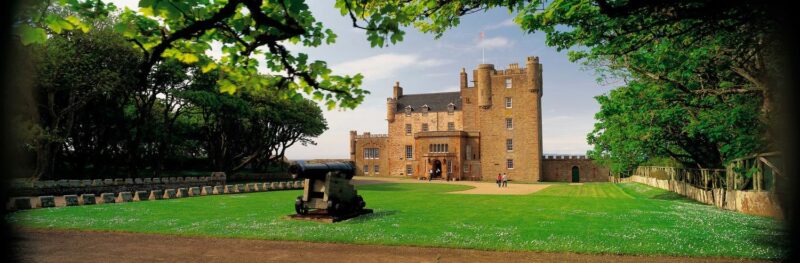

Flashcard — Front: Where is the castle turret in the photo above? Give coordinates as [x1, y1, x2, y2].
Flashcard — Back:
[475, 64, 494, 108]
[349, 130, 357, 160]
[526, 56, 542, 96]
[460, 68, 468, 89]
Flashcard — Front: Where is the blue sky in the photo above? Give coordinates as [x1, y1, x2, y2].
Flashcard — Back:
[111, 1, 614, 159]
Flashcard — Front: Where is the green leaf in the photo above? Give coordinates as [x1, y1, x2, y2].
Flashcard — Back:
[18, 25, 47, 45]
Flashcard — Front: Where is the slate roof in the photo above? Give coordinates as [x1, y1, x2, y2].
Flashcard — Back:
[396, 92, 462, 112]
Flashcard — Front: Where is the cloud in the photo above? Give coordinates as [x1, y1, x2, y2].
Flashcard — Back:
[478, 37, 513, 49]
[484, 18, 516, 30]
[332, 53, 449, 80]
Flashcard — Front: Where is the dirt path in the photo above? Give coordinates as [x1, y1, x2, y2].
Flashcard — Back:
[353, 176, 551, 195]
[12, 229, 770, 263]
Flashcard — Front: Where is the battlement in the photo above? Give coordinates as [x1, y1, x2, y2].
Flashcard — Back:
[543, 154, 589, 160]
[353, 132, 389, 139]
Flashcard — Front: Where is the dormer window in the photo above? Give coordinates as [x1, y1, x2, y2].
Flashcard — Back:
[421, 104, 430, 116]
[404, 105, 413, 116]
[447, 103, 455, 114]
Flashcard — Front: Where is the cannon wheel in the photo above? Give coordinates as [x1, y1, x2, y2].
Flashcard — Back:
[355, 195, 366, 211]
[295, 196, 307, 215]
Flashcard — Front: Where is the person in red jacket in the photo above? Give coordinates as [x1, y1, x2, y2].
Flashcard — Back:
[496, 173, 502, 188]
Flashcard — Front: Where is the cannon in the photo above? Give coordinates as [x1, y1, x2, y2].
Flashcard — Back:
[289, 161, 367, 217]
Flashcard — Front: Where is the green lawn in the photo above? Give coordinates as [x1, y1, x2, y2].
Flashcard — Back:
[6, 182, 785, 259]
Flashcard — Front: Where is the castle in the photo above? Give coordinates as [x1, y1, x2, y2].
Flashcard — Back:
[349, 56, 609, 182]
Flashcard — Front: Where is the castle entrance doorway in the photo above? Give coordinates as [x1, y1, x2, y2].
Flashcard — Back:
[431, 160, 443, 179]
[571, 166, 580, 182]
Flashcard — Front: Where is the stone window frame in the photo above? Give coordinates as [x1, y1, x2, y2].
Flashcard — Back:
[363, 148, 379, 159]
[505, 78, 512, 88]
[422, 123, 429, 132]
[506, 118, 513, 130]
[363, 165, 369, 174]
[406, 165, 413, 175]
[447, 122, 455, 131]
[374, 165, 380, 173]
[507, 159, 514, 169]
[463, 164, 470, 172]
[405, 145, 413, 159]
[506, 139, 513, 151]
[505, 97, 512, 108]
[405, 124, 412, 135]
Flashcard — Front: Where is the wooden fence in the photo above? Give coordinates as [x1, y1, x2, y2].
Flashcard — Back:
[633, 152, 781, 192]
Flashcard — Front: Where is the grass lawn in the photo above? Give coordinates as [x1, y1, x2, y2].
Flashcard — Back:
[6, 182, 785, 259]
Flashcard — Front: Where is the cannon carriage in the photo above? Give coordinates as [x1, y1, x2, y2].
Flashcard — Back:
[288, 161, 369, 220]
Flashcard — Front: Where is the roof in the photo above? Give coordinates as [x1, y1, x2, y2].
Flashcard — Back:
[396, 92, 462, 112]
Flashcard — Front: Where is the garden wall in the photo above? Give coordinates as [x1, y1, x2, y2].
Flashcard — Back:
[617, 175, 782, 219]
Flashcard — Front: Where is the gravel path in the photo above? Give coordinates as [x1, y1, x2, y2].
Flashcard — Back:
[353, 176, 551, 195]
[12, 229, 771, 263]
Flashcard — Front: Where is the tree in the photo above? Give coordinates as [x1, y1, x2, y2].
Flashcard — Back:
[331, 0, 780, 169]
[26, 21, 141, 179]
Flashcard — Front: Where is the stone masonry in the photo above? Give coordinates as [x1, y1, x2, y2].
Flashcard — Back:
[350, 56, 608, 182]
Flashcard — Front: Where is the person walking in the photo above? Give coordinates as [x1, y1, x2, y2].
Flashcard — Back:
[496, 173, 502, 187]
[502, 173, 508, 187]
[428, 169, 433, 182]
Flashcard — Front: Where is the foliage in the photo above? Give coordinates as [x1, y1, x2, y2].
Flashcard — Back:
[8, 182, 785, 259]
[18, 15, 329, 179]
[332, 0, 778, 170]
[14, 0, 372, 110]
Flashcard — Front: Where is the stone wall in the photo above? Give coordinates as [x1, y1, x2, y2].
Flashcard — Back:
[10, 176, 225, 197]
[7, 180, 306, 211]
[541, 155, 609, 182]
[617, 175, 782, 219]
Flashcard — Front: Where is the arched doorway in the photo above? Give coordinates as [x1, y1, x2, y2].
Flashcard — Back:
[432, 160, 442, 179]
[571, 166, 580, 182]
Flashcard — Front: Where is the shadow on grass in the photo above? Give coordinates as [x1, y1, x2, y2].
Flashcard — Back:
[744, 222, 789, 260]
[359, 184, 411, 192]
[347, 210, 397, 223]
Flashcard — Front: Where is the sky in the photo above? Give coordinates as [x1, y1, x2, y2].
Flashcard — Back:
[109, 1, 615, 159]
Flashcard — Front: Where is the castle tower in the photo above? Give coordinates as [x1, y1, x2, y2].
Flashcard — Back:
[349, 130, 357, 160]
[475, 64, 494, 108]
[526, 56, 543, 95]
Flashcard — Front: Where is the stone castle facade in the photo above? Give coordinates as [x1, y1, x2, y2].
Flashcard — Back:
[349, 56, 608, 182]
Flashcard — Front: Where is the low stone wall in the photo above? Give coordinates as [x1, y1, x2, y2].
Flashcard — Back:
[9, 176, 227, 197]
[619, 175, 782, 219]
[7, 180, 306, 211]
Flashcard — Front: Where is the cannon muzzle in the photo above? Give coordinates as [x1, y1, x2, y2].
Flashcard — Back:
[289, 161, 355, 180]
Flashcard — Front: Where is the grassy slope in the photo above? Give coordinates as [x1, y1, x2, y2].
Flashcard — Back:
[6, 182, 785, 259]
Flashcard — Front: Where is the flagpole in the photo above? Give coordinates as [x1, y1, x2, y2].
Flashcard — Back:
[480, 31, 485, 64]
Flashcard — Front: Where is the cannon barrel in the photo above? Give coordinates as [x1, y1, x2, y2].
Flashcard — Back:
[289, 161, 355, 179]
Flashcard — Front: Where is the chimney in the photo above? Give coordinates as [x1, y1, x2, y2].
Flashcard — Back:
[393, 81, 403, 99]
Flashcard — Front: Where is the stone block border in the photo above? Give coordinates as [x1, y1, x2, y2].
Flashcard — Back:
[7, 180, 305, 210]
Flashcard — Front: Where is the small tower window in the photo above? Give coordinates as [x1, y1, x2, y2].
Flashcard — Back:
[505, 78, 512, 88]
[506, 139, 513, 151]
[447, 122, 455, 131]
[506, 118, 513, 129]
[507, 159, 514, 169]
[405, 124, 412, 135]
[505, 97, 512, 108]
[422, 123, 429, 132]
